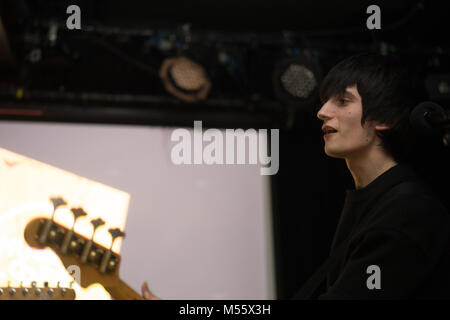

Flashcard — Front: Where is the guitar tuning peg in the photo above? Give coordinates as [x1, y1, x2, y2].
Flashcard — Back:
[61, 207, 87, 254]
[80, 218, 105, 263]
[99, 228, 125, 273]
[108, 228, 125, 245]
[20, 282, 29, 296]
[108, 228, 125, 251]
[50, 197, 67, 214]
[70, 208, 88, 224]
[91, 218, 105, 235]
[39, 197, 67, 245]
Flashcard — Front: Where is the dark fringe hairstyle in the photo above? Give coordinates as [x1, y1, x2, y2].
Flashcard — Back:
[319, 53, 417, 162]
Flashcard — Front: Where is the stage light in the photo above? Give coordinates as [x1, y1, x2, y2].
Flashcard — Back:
[159, 56, 211, 103]
[273, 54, 322, 110]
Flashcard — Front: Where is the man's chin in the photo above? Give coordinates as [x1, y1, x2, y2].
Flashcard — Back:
[324, 147, 346, 159]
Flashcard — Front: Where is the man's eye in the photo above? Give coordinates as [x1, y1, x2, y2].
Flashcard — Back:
[338, 99, 349, 105]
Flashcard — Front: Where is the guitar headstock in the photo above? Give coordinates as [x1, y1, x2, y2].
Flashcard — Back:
[0, 282, 75, 300]
[24, 197, 125, 291]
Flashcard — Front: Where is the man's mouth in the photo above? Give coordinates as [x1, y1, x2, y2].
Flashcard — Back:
[322, 126, 338, 137]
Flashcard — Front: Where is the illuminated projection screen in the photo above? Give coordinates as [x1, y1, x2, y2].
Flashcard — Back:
[0, 120, 276, 299]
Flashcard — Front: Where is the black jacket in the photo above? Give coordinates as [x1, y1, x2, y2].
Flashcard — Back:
[319, 164, 450, 299]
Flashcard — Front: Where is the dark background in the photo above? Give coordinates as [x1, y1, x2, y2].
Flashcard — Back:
[0, 0, 449, 299]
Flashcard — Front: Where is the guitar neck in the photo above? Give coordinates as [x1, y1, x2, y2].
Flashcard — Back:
[105, 279, 144, 300]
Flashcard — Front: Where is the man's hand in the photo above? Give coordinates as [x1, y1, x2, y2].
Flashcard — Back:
[141, 282, 161, 300]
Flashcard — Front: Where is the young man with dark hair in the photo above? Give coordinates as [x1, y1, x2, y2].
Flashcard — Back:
[308, 53, 450, 299]
[141, 53, 450, 300]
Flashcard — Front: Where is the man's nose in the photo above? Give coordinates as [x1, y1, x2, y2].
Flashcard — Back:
[317, 102, 331, 121]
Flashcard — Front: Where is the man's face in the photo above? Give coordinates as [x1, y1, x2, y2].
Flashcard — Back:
[317, 85, 379, 159]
